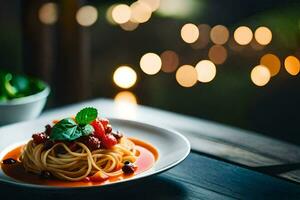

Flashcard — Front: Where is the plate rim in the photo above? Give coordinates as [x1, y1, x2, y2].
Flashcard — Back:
[0, 118, 191, 190]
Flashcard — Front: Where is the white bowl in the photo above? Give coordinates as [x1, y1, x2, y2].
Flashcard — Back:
[0, 85, 50, 126]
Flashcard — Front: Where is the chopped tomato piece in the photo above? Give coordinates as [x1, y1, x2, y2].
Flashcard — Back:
[102, 134, 117, 149]
[91, 119, 106, 139]
[99, 118, 109, 129]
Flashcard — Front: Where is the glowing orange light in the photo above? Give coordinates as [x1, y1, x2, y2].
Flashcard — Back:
[139, 0, 160, 11]
[113, 66, 137, 89]
[130, 1, 152, 23]
[140, 53, 162, 75]
[120, 21, 139, 31]
[260, 54, 281, 76]
[234, 26, 253, 45]
[38, 3, 58, 25]
[176, 65, 198, 87]
[76, 5, 98, 27]
[180, 23, 199, 43]
[191, 24, 211, 49]
[208, 45, 227, 65]
[114, 91, 137, 104]
[160, 50, 179, 73]
[195, 60, 216, 83]
[251, 65, 271, 86]
[284, 56, 300, 75]
[210, 25, 229, 45]
[254, 26, 272, 45]
[112, 4, 131, 24]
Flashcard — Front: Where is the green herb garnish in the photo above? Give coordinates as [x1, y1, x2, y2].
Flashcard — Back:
[50, 107, 98, 141]
[75, 107, 98, 126]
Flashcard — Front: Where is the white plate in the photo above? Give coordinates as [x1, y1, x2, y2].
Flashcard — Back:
[0, 118, 190, 189]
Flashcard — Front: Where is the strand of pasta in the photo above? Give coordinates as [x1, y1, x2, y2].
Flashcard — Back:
[20, 137, 138, 181]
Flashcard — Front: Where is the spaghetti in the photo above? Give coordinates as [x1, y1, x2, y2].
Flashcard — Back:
[20, 137, 137, 181]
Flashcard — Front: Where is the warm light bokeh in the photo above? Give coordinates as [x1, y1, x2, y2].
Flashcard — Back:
[113, 66, 137, 89]
[210, 25, 229, 45]
[130, 1, 152, 23]
[195, 60, 216, 83]
[208, 45, 227, 65]
[254, 26, 272, 45]
[76, 5, 98, 27]
[251, 65, 271, 86]
[260, 54, 281, 76]
[234, 26, 253, 45]
[180, 23, 199, 44]
[112, 4, 131, 24]
[176, 65, 198, 87]
[140, 53, 162, 75]
[38, 3, 58, 25]
[120, 21, 139, 31]
[284, 56, 300, 76]
[160, 50, 179, 73]
[114, 91, 138, 104]
[191, 24, 211, 49]
[139, 0, 160, 11]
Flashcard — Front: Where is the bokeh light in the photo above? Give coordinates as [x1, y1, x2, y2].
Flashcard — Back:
[191, 24, 211, 49]
[139, 0, 160, 11]
[114, 91, 137, 104]
[113, 66, 137, 89]
[112, 4, 131, 24]
[260, 54, 281, 76]
[284, 56, 300, 76]
[76, 5, 98, 27]
[130, 1, 152, 23]
[120, 21, 139, 31]
[106, 4, 117, 25]
[254, 26, 272, 45]
[38, 3, 58, 25]
[210, 25, 229, 45]
[251, 65, 271, 86]
[180, 23, 199, 44]
[228, 38, 244, 52]
[195, 60, 216, 83]
[160, 50, 179, 73]
[176, 65, 198, 87]
[234, 26, 253, 45]
[250, 39, 264, 51]
[140, 53, 162, 75]
[208, 45, 227, 65]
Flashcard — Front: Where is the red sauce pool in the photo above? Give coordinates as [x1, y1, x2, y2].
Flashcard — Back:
[0, 138, 158, 187]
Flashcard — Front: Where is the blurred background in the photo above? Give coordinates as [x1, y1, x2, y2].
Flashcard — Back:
[1, 0, 300, 145]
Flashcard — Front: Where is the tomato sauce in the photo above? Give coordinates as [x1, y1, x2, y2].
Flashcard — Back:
[0, 138, 158, 187]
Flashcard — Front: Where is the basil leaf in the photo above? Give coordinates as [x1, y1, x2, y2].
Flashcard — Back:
[75, 107, 98, 126]
[81, 124, 94, 136]
[50, 118, 82, 141]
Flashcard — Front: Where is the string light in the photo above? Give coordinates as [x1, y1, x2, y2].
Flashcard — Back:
[251, 65, 271, 86]
[76, 5, 98, 27]
[112, 4, 131, 24]
[120, 21, 139, 31]
[254, 26, 272, 45]
[284, 56, 300, 75]
[210, 25, 229, 45]
[208, 45, 227, 65]
[180, 23, 199, 43]
[140, 53, 162, 75]
[139, 0, 160, 11]
[130, 1, 152, 23]
[176, 65, 198, 87]
[114, 91, 137, 104]
[195, 60, 216, 83]
[38, 3, 58, 25]
[234, 26, 253, 45]
[113, 66, 137, 89]
[160, 50, 179, 73]
[191, 24, 211, 49]
[260, 54, 281, 76]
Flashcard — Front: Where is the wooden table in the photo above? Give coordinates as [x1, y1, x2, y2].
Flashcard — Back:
[1, 98, 300, 199]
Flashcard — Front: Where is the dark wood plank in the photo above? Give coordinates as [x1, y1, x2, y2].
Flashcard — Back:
[1, 152, 300, 200]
